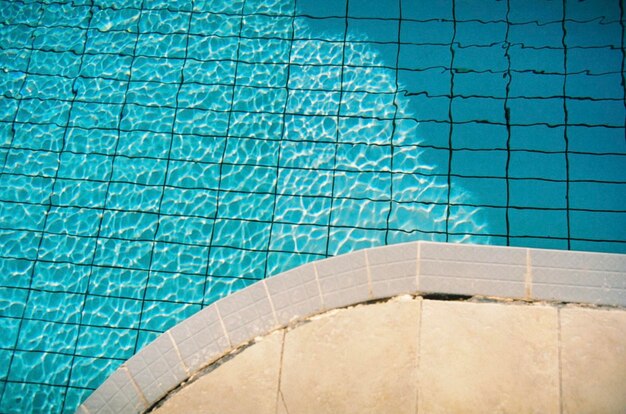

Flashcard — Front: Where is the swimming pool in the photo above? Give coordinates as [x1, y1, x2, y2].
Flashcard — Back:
[0, 0, 624, 412]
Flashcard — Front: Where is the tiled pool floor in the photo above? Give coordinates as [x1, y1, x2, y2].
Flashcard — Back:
[0, 0, 625, 412]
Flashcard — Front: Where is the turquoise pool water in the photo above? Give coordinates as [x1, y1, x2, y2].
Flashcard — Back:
[1, 0, 625, 412]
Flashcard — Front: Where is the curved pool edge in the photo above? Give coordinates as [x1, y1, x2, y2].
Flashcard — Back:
[76, 241, 626, 413]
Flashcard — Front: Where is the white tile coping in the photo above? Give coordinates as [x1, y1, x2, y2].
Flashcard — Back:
[77, 241, 626, 413]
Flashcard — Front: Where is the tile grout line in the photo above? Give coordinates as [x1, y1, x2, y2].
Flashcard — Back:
[313, 263, 325, 311]
[364, 251, 373, 299]
[166, 331, 190, 377]
[215, 304, 233, 349]
[122, 365, 150, 410]
[415, 242, 421, 292]
[263, 280, 279, 326]
[525, 248, 533, 300]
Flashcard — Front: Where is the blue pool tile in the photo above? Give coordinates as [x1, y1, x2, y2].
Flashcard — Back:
[392, 173, 449, 203]
[399, 68, 452, 96]
[54, 179, 108, 209]
[0, 287, 26, 317]
[399, 44, 451, 70]
[266, 252, 323, 276]
[0, 175, 54, 204]
[569, 154, 626, 182]
[118, 131, 172, 159]
[17, 319, 79, 354]
[69, 356, 120, 390]
[449, 205, 507, 237]
[279, 140, 335, 170]
[24, 291, 83, 324]
[448, 68, 508, 98]
[94, 238, 153, 270]
[112, 156, 168, 187]
[220, 164, 277, 193]
[70, 102, 123, 130]
[451, 176, 507, 207]
[509, 208, 568, 238]
[508, 98, 565, 125]
[273, 195, 331, 225]
[17, 99, 71, 125]
[88, 267, 149, 300]
[566, 73, 623, 99]
[145, 272, 205, 303]
[510, 237, 569, 251]
[509, 151, 567, 180]
[508, 22, 563, 48]
[509, 45, 564, 73]
[452, 123, 507, 150]
[455, 22, 507, 46]
[454, 45, 507, 72]
[331, 198, 390, 229]
[39, 234, 97, 265]
[328, 227, 386, 256]
[348, 18, 398, 43]
[0, 382, 65, 414]
[121, 104, 176, 133]
[388, 202, 448, 233]
[566, 0, 621, 20]
[567, 47, 622, 74]
[166, 161, 220, 190]
[0, 25, 34, 49]
[231, 112, 284, 140]
[132, 57, 183, 83]
[509, 0, 563, 23]
[455, 0, 507, 20]
[509, 72, 564, 98]
[239, 38, 291, 63]
[150, 242, 209, 274]
[85, 30, 138, 55]
[208, 247, 267, 279]
[64, 127, 118, 155]
[187, 35, 238, 61]
[156, 215, 214, 245]
[183, 60, 236, 85]
[77, 325, 138, 360]
[160, 187, 217, 217]
[22, 74, 73, 101]
[190, 12, 241, 36]
[139, 301, 200, 332]
[203, 276, 254, 304]
[225, 138, 280, 167]
[0, 97, 18, 122]
[146, 0, 192, 10]
[140, 9, 190, 34]
[241, 14, 293, 39]
[82, 295, 142, 329]
[0, 201, 47, 232]
[0, 258, 32, 289]
[402, 0, 452, 20]
[174, 108, 229, 136]
[31, 262, 91, 294]
[91, 8, 140, 33]
[136, 33, 187, 59]
[106, 182, 162, 212]
[58, 153, 113, 181]
[9, 351, 72, 385]
[269, 223, 328, 254]
[80, 54, 133, 80]
[212, 219, 271, 251]
[76, 78, 129, 104]
[32, 27, 87, 54]
[567, 99, 625, 127]
[564, 21, 622, 48]
[178, 83, 233, 111]
[394, 145, 447, 175]
[135, 330, 161, 352]
[334, 171, 391, 200]
[41, 3, 90, 28]
[100, 211, 158, 240]
[510, 125, 565, 152]
[64, 388, 93, 414]
[452, 97, 505, 123]
[452, 149, 507, 177]
[509, 180, 567, 209]
[401, 21, 454, 45]
[570, 211, 626, 245]
[403, 95, 450, 122]
[570, 182, 626, 211]
[0, 229, 42, 260]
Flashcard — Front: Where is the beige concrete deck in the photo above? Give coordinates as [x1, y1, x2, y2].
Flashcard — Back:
[151, 297, 626, 414]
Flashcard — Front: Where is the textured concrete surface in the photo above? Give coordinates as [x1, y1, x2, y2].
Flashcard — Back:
[152, 298, 626, 414]
[560, 307, 626, 414]
[153, 330, 283, 414]
[280, 298, 420, 414]
[419, 300, 560, 413]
